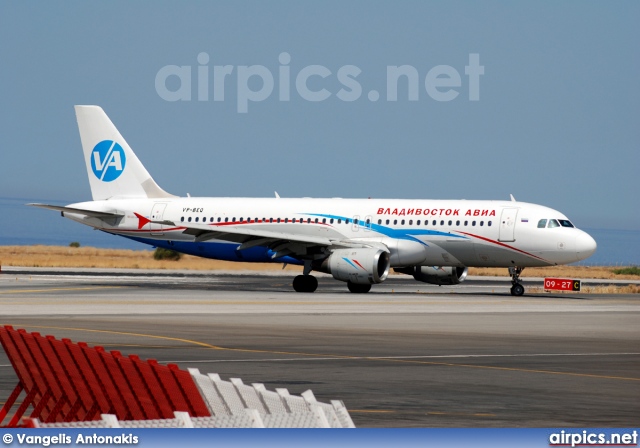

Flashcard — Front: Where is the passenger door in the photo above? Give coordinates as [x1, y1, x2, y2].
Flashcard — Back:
[498, 208, 518, 242]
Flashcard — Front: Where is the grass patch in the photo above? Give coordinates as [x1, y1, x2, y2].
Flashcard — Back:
[612, 266, 640, 276]
[0, 245, 301, 271]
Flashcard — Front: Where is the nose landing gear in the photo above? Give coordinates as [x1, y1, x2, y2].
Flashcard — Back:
[509, 266, 525, 296]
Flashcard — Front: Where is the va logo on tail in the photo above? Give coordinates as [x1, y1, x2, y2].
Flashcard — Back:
[91, 140, 126, 182]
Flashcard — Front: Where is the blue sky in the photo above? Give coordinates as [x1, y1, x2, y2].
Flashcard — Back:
[1, 1, 638, 230]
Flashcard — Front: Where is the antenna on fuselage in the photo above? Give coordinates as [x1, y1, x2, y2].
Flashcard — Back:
[275, 191, 280, 199]
[510, 194, 516, 202]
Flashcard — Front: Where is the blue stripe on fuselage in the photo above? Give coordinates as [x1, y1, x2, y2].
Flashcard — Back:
[304, 213, 467, 245]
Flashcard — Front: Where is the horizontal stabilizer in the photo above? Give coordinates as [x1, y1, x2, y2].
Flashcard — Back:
[27, 203, 124, 219]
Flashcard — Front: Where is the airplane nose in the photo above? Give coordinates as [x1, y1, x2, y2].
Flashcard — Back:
[575, 231, 597, 261]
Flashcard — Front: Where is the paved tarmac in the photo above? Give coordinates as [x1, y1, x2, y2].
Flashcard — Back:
[1, 267, 638, 427]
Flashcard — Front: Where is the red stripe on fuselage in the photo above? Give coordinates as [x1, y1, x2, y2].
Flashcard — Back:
[458, 231, 549, 262]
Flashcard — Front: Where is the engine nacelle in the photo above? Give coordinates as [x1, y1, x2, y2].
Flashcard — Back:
[317, 248, 391, 285]
[394, 266, 468, 285]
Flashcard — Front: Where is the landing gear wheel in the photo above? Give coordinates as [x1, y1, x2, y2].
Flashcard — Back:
[292, 275, 318, 293]
[508, 266, 525, 296]
[347, 281, 371, 294]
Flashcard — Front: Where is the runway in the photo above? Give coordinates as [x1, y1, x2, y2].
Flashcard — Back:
[1, 267, 639, 427]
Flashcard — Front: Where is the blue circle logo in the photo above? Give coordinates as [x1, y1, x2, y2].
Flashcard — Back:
[91, 140, 126, 182]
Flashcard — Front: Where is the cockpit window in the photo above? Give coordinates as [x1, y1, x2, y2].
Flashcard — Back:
[558, 219, 574, 228]
[547, 219, 560, 228]
[537, 219, 547, 228]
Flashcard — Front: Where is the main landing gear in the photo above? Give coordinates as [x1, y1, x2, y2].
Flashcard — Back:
[292, 260, 318, 293]
[347, 281, 371, 294]
[292, 275, 318, 293]
[509, 266, 525, 296]
[291, 261, 373, 294]
[291, 276, 372, 293]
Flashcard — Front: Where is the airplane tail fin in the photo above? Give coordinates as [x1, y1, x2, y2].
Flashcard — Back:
[75, 105, 177, 201]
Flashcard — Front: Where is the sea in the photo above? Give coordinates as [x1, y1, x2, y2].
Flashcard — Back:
[1, 197, 638, 266]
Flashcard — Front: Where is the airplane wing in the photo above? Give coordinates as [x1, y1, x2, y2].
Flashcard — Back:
[169, 221, 373, 258]
[27, 203, 124, 219]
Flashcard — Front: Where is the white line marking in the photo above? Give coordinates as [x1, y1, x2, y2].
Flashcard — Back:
[160, 352, 640, 364]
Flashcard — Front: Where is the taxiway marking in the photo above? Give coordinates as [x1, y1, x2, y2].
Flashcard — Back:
[5, 324, 639, 383]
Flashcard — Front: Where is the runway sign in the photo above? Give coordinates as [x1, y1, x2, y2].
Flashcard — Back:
[544, 278, 581, 291]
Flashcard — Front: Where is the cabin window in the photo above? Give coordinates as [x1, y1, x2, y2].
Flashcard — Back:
[195, 217, 199, 222]
[322, 218, 326, 224]
[456, 220, 460, 226]
[448, 220, 452, 226]
[378, 219, 382, 224]
[417, 220, 421, 225]
[401, 219, 405, 225]
[440, 220, 444, 226]
[338, 219, 342, 224]
[284, 218, 289, 223]
[480, 221, 484, 226]
[277, 218, 281, 223]
[472, 221, 476, 226]
[188, 217, 192, 222]
[354, 219, 359, 224]
[180, 217, 184, 222]
[432, 220, 436, 225]
[488, 221, 492, 226]
[330, 218, 334, 224]
[386, 219, 390, 225]
[394, 219, 397, 225]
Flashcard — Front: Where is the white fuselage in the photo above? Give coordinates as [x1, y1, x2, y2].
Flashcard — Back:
[64, 197, 597, 268]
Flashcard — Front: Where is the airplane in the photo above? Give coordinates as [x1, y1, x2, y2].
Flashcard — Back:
[30, 106, 597, 296]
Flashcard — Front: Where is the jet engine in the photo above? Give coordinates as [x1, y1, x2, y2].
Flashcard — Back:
[394, 266, 468, 285]
[315, 248, 391, 285]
